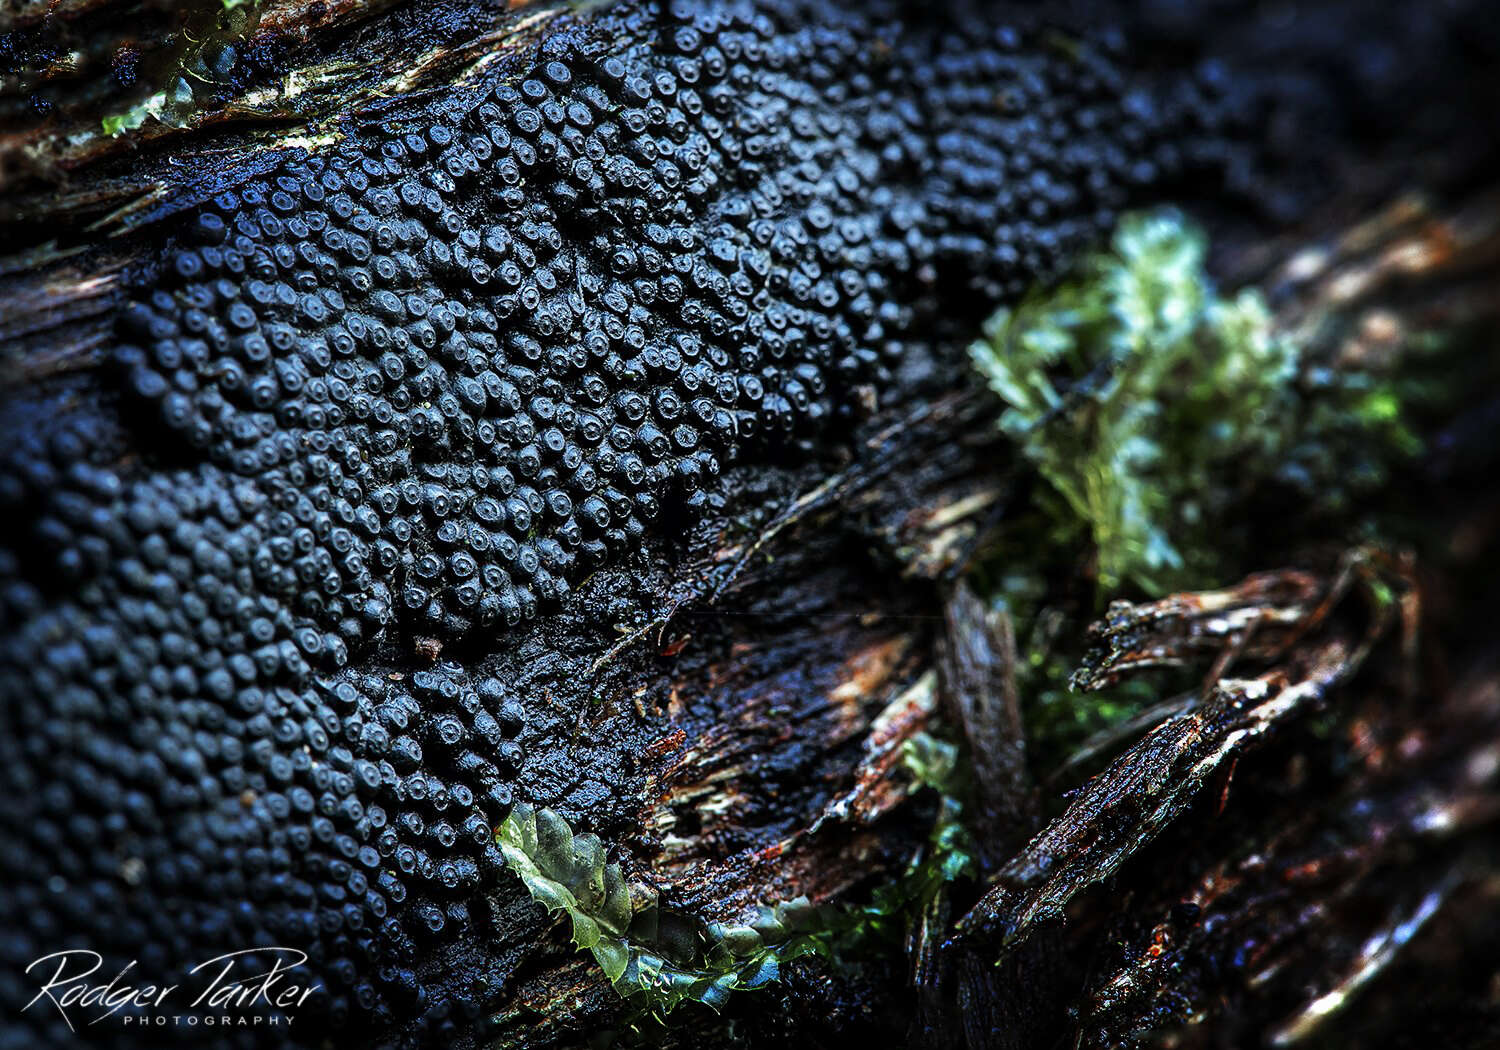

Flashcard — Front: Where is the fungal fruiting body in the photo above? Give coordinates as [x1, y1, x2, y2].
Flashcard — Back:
[0, 1, 1246, 1045]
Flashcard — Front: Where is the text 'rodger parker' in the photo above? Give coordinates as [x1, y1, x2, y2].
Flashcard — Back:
[23, 947, 322, 1031]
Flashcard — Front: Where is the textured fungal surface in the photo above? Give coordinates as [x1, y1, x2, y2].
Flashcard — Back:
[4, 1, 1495, 1049]
[102, 3, 1235, 641]
[0, 2, 1242, 1044]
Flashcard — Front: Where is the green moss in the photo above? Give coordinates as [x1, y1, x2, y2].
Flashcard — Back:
[967, 209, 1436, 767]
[498, 733, 981, 1023]
[962, 502, 1162, 771]
[497, 805, 823, 1019]
[1003, 576, 1163, 774]
[970, 210, 1303, 595]
[101, 94, 167, 137]
[823, 733, 977, 955]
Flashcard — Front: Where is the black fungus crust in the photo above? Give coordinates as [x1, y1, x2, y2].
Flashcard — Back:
[0, 1, 1246, 1046]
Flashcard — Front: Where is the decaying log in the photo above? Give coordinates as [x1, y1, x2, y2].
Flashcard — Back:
[1, 2, 1498, 1049]
[472, 186, 1500, 1049]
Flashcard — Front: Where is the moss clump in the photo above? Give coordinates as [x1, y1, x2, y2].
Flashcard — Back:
[970, 210, 1302, 594]
[970, 209, 1424, 597]
[498, 735, 979, 1020]
[808, 732, 978, 958]
[967, 209, 1434, 767]
[497, 805, 823, 1018]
